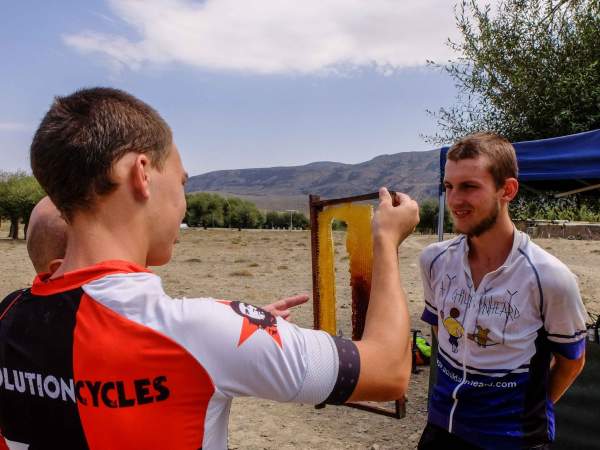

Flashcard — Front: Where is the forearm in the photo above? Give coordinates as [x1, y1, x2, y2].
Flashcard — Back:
[548, 354, 585, 403]
[355, 238, 411, 393]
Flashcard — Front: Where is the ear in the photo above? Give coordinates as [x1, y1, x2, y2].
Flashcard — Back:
[48, 258, 64, 275]
[131, 154, 152, 200]
[500, 177, 519, 202]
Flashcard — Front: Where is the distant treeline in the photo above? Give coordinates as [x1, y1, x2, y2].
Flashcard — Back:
[510, 191, 600, 222]
[185, 192, 309, 230]
[2, 171, 598, 240]
[0, 172, 45, 239]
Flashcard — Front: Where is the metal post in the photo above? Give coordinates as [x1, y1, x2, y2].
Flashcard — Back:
[437, 191, 446, 242]
[309, 196, 322, 330]
[286, 209, 297, 231]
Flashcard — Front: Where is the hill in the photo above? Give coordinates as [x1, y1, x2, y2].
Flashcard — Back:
[186, 149, 439, 212]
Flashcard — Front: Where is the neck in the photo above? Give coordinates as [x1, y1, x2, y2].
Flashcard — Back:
[467, 212, 515, 267]
[53, 205, 149, 277]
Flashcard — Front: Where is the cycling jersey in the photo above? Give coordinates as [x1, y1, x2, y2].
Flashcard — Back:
[0, 260, 359, 449]
[420, 230, 588, 450]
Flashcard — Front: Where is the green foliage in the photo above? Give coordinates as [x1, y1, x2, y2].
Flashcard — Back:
[417, 198, 452, 233]
[0, 171, 45, 239]
[185, 193, 312, 230]
[427, 0, 600, 144]
[227, 197, 264, 230]
[293, 212, 310, 230]
[185, 193, 226, 228]
[331, 219, 347, 231]
[264, 211, 309, 229]
[510, 190, 600, 221]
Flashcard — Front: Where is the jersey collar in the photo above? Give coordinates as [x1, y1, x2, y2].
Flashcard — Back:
[461, 226, 527, 269]
[31, 260, 152, 296]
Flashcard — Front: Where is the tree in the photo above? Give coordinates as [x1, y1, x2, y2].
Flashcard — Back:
[0, 172, 45, 239]
[264, 211, 284, 229]
[228, 198, 263, 230]
[185, 193, 226, 228]
[264, 211, 310, 230]
[291, 212, 309, 230]
[427, 0, 600, 144]
[417, 198, 452, 234]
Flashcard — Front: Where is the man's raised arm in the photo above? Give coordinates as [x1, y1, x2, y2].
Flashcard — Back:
[350, 188, 419, 401]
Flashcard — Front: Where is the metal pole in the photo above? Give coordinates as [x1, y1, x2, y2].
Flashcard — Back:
[286, 209, 297, 231]
[309, 196, 322, 330]
[437, 191, 446, 242]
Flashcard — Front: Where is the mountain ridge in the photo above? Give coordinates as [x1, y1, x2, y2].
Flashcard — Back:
[186, 149, 440, 212]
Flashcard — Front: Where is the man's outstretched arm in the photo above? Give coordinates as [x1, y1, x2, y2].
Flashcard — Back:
[182, 188, 418, 406]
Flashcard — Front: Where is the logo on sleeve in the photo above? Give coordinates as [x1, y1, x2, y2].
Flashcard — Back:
[219, 300, 282, 349]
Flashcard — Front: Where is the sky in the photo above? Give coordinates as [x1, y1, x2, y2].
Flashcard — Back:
[0, 0, 468, 177]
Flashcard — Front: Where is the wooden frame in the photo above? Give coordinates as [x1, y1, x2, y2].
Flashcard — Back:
[309, 192, 405, 419]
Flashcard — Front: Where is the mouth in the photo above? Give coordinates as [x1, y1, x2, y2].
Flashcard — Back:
[452, 209, 472, 219]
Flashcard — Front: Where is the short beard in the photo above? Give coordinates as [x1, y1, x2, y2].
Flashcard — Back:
[454, 201, 500, 237]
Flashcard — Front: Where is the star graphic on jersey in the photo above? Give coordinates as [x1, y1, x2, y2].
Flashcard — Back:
[217, 300, 282, 349]
[468, 325, 494, 348]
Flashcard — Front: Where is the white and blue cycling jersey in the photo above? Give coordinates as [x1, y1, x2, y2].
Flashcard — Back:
[421, 230, 588, 450]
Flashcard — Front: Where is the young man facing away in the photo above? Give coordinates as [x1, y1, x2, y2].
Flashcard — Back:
[418, 133, 588, 450]
[0, 87, 419, 450]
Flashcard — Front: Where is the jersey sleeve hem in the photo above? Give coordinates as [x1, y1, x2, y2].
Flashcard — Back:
[549, 338, 586, 360]
[323, 336, 360, 405]
[421, 308, 438, 326]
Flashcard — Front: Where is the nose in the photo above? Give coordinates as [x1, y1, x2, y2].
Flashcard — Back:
[446, 189, 469, 211]
[445, 188, 459, 207]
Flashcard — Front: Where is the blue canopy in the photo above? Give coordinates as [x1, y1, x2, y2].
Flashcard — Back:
[439, 128, 600, 185]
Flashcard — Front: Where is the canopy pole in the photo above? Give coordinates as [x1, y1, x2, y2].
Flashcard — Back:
[554, 182, 600, 198]
[437, 191, 445, 242]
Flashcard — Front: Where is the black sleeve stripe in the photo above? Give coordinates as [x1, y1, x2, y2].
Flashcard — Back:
[324, 336, 360, 405]
[547, 330, 587, 339]
[424, 300, 438, 311]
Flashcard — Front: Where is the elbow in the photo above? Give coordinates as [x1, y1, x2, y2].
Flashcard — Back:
[363, 377, 408, 402]
[387, 375, 409, 401]
[384, 346, 412, 399]
[379, 362, 411, 401]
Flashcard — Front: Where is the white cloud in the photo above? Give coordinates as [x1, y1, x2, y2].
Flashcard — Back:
[64, 0, 466, 75]
[0, 122, 30, 132]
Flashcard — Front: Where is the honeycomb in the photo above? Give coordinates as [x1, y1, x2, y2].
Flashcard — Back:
[317, 203, 373, 339]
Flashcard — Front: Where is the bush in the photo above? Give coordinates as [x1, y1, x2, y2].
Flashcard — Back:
[417, 198, 452, 234]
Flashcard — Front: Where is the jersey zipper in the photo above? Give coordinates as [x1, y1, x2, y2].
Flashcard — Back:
[448, 259, 480, 434]
[448, 366, 466, 433]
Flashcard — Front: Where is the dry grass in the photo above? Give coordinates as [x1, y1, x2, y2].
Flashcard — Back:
[2, 226, 599, 449]
[229, 270, 253, 277]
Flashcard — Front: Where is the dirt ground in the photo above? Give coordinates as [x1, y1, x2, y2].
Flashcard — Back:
[1, 228, 599, 449]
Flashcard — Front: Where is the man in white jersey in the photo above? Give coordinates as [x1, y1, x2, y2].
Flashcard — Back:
[0, 87, 419, 449]
[418, 132, 588, 450]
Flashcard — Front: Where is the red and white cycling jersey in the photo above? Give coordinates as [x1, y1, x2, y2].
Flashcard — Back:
[0, 260, 359, 449]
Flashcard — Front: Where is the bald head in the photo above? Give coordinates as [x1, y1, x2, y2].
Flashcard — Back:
[27, 197, 67, 274]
